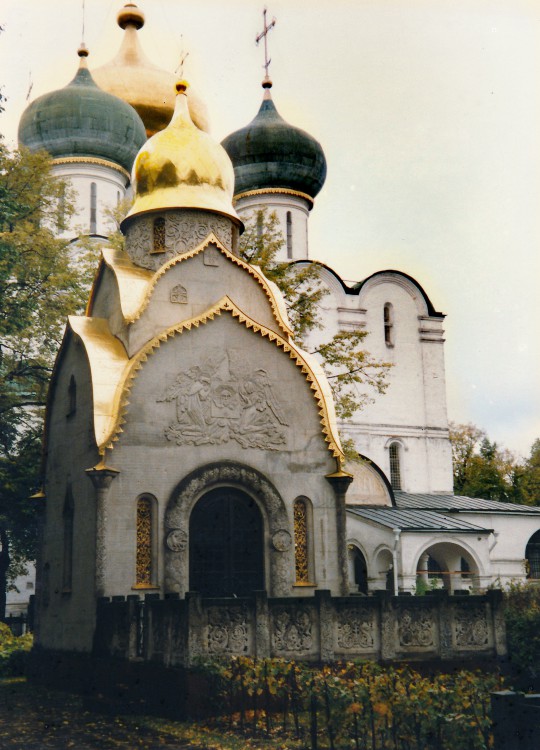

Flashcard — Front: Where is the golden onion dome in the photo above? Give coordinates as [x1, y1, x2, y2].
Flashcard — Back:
[122, 81, 241, 228]
[91, 2, 209, 137]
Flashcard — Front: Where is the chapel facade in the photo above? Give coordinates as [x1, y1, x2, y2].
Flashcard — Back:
[17, 3, 540, 667]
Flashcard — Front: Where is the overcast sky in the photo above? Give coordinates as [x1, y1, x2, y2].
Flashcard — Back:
[1, 0, 539, 458]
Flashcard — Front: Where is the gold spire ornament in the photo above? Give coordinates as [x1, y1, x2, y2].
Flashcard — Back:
[122, 81, 240, 228]
[92, 2, 209, 136]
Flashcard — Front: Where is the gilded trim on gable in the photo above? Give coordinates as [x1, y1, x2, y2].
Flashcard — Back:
[99, 296, 342, 461]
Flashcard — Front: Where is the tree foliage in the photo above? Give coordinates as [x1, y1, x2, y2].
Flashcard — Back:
[449, 422, 539, 504]
[0, 144, 87, 616]
[239, 209, 391, 422]
[522, 438, 540, 506]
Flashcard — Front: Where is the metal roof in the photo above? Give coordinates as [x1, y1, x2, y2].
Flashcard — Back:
[394, 492, 540, 514]
[347, 506, 492, 533]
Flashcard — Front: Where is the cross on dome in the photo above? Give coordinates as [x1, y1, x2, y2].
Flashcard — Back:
[255, 8, 276, 89]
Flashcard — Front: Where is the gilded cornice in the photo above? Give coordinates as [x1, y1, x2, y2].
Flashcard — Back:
[52, 156, 130, 180]
[86, 249, 153, 320]
[234, 187, 314, 207]
[91, 232, 293, 338]
[100, 296, 343, 462]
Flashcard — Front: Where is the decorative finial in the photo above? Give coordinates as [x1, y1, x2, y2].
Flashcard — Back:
[175, 35, 190, 79]
[78, 43, 89, 62]
[255, 7, 276, 89]
[117, 1, 145, 30]
[175, 80, 189, 94]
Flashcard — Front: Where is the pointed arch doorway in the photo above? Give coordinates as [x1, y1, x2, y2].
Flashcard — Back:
[189, 487, 264, 597]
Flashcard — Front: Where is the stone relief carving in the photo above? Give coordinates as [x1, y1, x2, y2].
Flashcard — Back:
[159, 352, 288, 450]
[170, 284, 188, 304]
[398, 608, 435, 648]
[454, 607, 489, 648]
[165, 213, 232, 254]
[125, 211, 233, 271]
[272, 606, 313, 653]
[164, 462, 292, 598]
[336, 609, 375, 650]
[207, 605, 249, 655]
[166, 529, 188, 552]
[272, 530, 292, 552]
[203, 247, 220, 266]
[125, 218, 153, 268]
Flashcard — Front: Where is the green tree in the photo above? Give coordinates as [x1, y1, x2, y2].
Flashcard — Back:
[239, 209, 391, 423]
[0, 144, 86, 618]
[522, 438, 540, 505]
[449, 422, 525, 503]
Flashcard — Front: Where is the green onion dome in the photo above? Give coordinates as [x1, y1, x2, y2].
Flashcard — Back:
[18, 47, 146, 174]
[221, 81, 327, 201]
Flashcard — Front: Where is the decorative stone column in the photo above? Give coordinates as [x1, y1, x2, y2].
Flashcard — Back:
[325, 468, 353, 596]
[86, 460, 120, 597]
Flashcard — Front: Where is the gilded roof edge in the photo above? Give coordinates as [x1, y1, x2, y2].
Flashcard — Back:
[113, 231, 293, 338]
[99, 295, 343, 461]
[68, 316, 129, 449]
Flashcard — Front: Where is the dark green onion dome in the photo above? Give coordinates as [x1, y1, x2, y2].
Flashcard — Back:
[221, 82, 327, 201]
[18, 47, 146, 174]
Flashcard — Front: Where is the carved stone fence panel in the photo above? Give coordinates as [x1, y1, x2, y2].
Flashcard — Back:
[93, 590, 506, 667]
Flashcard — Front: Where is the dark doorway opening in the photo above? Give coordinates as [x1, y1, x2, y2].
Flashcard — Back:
[189, 487, 264, 597]
[352, 547, 368, 594]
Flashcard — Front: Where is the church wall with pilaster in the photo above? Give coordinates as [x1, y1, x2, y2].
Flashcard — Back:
[39, 337, 101, 652]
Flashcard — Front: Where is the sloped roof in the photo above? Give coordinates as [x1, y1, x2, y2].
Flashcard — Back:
[347, 506, 492, 532]
[394, 491, 540, 514]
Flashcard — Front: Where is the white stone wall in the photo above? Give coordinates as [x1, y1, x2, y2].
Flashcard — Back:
[40, 336, 102, 651]
[236, 192, 311, 261]
[52, 161, 128, 240]
[302, 265, 453, 494]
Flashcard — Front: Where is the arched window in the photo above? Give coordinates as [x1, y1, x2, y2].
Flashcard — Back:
[136, 496, 156, 587]
[526, 530, 540, 580]
[90, 182, 97, 234]
[152, 216, 166, 253]
[286, 211, 293, 259]
[384, 303, 394, 346]
[294, 497, 314, 584]
[389, 442, 402, 490]
[116, 191, 121, 205]
[67, 375, 76, 417]
[57, 185, 66, 231]
[62, 487, 74, 592]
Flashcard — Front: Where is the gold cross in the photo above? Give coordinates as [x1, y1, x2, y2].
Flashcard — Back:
[255, 8, 276, 81]
[175, 35, 189, 78]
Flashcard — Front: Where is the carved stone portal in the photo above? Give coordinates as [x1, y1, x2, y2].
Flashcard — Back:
[164, 463, 292, 597]
[159, 351, 288, 450]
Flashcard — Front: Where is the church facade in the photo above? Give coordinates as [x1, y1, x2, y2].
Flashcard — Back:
[18, 3, 540, 667]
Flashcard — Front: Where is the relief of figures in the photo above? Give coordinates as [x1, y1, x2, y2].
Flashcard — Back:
[158, 352, 288, 450]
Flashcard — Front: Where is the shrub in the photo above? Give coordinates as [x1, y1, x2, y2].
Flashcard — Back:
[0, 622, 33, 676]
[504, 583, 540, 689]
[196, 658, 503, 750]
